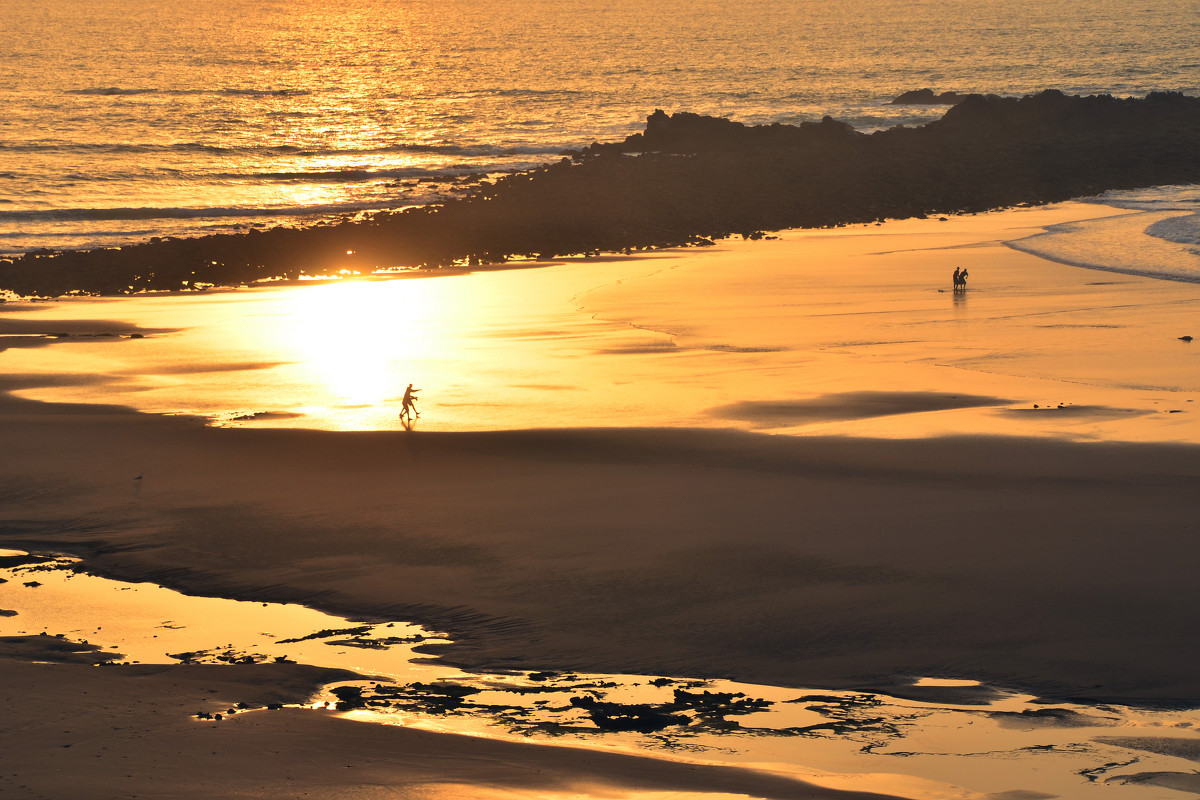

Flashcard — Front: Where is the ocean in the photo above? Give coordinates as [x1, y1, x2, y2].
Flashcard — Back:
[2, 0, 1199, 264]
[1014, 185, 1200, 283]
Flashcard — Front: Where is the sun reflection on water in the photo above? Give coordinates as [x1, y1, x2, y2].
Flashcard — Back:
[280, 279, 440, 411]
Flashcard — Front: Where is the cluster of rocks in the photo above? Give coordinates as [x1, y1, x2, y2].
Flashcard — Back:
[195, 701, 284, 721]
[888, 88, 972, 105]
[330, 681, 482, 713]
[3, 90, 1199, 296]
[569, 687, 774, 733]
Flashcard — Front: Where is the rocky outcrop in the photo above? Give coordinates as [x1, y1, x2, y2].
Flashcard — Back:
[584, 109, 862, 154]
[889, 89, 972, 104]
[3, 90, 1200, 296]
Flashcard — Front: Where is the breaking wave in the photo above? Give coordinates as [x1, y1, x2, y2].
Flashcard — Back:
[67, 86, 314, 97]
[0, 140, 565, 158]
[0, 200, 412, 224]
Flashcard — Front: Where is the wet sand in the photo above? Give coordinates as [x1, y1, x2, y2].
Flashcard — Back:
[3, 202, 1200, 798]
[5, 414, 1200, 703]
[3, 638, 897, 800]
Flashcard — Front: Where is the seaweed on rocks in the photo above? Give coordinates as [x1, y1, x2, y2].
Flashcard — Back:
[569, 695, 690, 733]
[3, 90, 1200, 297]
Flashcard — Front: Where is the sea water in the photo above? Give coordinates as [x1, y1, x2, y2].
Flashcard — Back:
[2, 0, 1199, 256]
[5, 550, 1200, 800]
[1008, 186, 1200, 283]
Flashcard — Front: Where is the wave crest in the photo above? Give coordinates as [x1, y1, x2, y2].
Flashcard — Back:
[0, 140, 565, 159]
[0, 200, 412, 224]
[1146, 213, 1200, 247]
[67, 86, 313, 98]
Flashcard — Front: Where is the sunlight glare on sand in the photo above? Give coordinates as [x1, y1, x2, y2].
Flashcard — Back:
[280, 279, 440, 408]
[5, 203, 1199, 442]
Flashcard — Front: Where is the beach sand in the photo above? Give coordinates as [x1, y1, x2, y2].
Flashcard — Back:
[3, 202, 1200, 798]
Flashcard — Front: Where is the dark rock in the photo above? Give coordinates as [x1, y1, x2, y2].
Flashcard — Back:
[890, 89, 972, 105]
[0, 554, 54, 569]
[3, 91, 1199, 297]
[671, 688, 771, 718]
[330, 685, 367, 711]
[569, 695, 689, 733]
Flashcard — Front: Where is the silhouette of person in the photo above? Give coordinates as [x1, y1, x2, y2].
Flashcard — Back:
[952, 267, 961, 289]
[959, 267, 968, 289]
[400, 383, 420, 419]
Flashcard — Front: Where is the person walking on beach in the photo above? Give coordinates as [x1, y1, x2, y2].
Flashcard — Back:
[400, 383, 420, 420]
[952, 267, 961, 289]
[958, 267, 968, 289]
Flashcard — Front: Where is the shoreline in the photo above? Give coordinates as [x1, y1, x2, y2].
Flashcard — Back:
[5, 92, 1200, 297]
[5, 200, 1199, 441]
[3, 646, 907, 800]
[11, 551, 1200, 800]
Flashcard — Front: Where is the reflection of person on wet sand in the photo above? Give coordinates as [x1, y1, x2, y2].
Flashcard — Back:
[400, 383, 420, 420]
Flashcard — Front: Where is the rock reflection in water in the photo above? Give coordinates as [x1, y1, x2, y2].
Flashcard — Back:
[4, 551, 1200, 800]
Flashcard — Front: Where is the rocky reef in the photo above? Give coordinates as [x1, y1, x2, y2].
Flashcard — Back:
[889, 88, 972, 104]
[3, 90, 1200, 296]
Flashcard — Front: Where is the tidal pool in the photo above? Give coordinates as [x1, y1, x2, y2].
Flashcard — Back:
[3, 549, 1198, 800]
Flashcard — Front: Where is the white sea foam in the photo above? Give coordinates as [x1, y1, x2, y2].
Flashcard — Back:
[1147, 212, 1200, 247]
[1008, 189, 1200, 283]
[1087, 184, 1200, 213]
